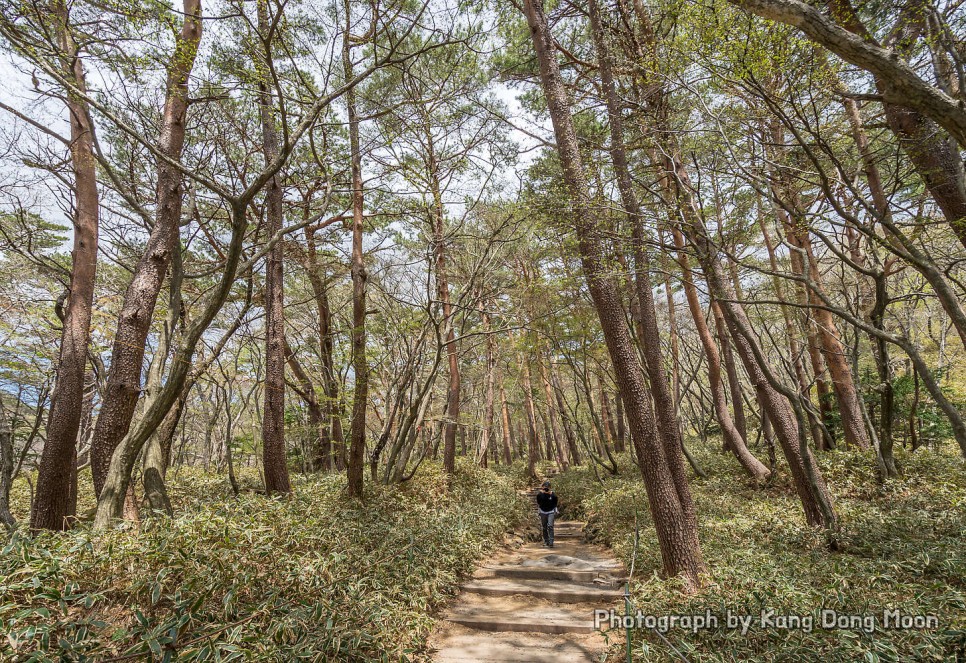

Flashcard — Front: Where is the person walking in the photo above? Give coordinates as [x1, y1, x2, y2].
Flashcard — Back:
[536, 480, 559, 548]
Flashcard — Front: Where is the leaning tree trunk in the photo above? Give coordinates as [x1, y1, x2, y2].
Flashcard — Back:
[681, 208, 837, 527]
[31, 2, 100, 531]
[588, 0, 703, 543]
[670, 227, 770, 482]
[661, 141, 837, 527]
[526, 0, 705, 589]
[89, 0, 201, 497]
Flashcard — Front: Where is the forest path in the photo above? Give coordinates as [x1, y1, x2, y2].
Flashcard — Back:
[426, 475, 626, 662]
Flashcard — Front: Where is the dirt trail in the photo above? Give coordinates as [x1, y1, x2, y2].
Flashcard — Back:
[427, 477, 626, 662]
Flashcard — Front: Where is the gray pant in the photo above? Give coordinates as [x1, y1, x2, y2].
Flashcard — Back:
[539, 511, 556, 546]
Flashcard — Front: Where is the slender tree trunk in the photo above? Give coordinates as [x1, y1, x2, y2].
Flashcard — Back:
[344, 0, 368, 498]
[681, 201, 837, 526]
[302, 218, 337, 471]
[521, 352, 540, 480]
[661, 139, 836, 526]
[429, 149, 461, 477]
[538, 353, 567, 468]
[550, 365, 581, 466]
[715, 302, 748, 442]
[255, 0, 291, 495]
[479, 304, 497, 467]
[31, 2, 100, 531]
[89, 0, 201, 497]
[783, 213, 869, 450]
[671, 228, 770, 481]
[756, 205, 829, 450]
[500, 382, 513, 464]
[528, 0, 705, 588]
[1, 422, 15, 530]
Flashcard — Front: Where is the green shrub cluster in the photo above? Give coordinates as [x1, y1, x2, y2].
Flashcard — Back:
[0, 460, 527, 661]
[555, 444, 966, 661]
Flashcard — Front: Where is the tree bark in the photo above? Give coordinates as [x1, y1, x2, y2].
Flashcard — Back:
[89, 0, 202, 497]
[663, 147, 836, 527]
[500, 382, 514, 464]
[31, 1, 100, 531]
[302, 215, 338, 471]
[478, 302, 496, 467]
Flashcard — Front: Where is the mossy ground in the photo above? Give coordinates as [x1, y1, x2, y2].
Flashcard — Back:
[552, 443, 966, 662]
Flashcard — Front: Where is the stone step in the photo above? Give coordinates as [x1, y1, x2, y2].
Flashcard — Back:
[447, 615, 597, 635]
[432, 630, 605, 662]
[461, 577, 624, 603]
[444, 596, 601, 635]
[552, 530, 582, 539]
[489, 566, 625, 587]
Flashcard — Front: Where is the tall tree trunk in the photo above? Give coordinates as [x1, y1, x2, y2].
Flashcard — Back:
[89, 0, 202, 497]
[528, 0, 705, 588]
[538, 351, 568, 468]
[344, 0, 368, 498]
[756, 204, 830, 450]
[31, 2, 100, 531]
[779, 194, 869, 450]
[673, 167, 837, 527]
[550, 364, 581, 466]
[588, 0, 705, 560]
[428, 144, 461, 477]
[657, 119, 836, 526]
[256, 0, 291, 495]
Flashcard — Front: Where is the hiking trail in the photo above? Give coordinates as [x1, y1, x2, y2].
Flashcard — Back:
[427, 472, 627, 662]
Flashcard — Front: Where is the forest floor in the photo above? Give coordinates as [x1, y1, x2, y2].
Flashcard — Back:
[1, 444, 963, 661]
[1, 462, 529, 660]
[554, 443, 966, 662]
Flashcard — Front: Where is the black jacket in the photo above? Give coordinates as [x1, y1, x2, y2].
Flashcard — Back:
[536, 490, 558, 513]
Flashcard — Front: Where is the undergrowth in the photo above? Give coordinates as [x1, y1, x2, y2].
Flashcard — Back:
[1, 460, 528, 661]
[554, 443, 966, 662]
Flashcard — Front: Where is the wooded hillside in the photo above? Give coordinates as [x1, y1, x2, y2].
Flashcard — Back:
[0, 0, 963, 659]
